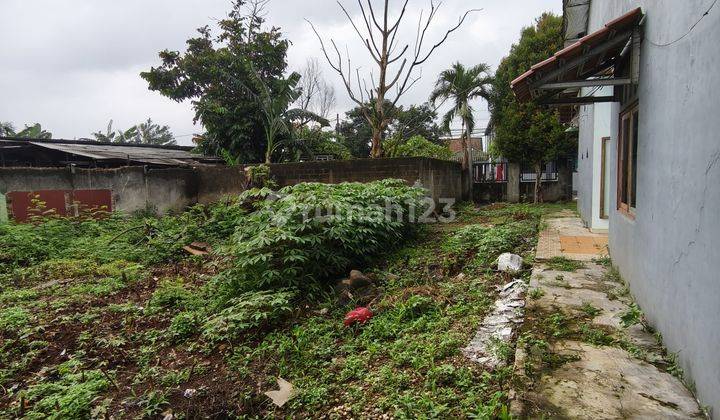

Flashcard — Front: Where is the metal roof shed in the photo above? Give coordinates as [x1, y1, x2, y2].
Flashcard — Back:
[0, 137, 222, 168]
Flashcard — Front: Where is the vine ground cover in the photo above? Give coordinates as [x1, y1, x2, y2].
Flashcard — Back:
[0, 183, 572, 418]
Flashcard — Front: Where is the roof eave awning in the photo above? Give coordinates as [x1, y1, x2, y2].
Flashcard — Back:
[511, 7, 644, 108]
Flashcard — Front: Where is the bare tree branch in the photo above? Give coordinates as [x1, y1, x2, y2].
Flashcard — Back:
[308, 1, 481, 157]
[337, 1, 380, 63]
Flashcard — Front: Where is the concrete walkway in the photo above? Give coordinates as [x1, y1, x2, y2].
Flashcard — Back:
[510, 212, 705, 419]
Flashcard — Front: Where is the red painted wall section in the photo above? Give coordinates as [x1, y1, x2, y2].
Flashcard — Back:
[6, 189, 113, 222]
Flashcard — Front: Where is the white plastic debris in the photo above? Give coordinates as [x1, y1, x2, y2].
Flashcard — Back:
[264, 377, 295, 407]
[498, 253, 523, 273]
[462, 279, 526, 368]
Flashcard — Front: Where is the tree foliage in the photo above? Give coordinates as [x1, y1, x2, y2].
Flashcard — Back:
[243, 67, 328, 163]
[292, 127, 351, 161]
[1, 123, 52, 139]
[391, 103, 444, 145]
[92, 119, 176, 146]
[141, 0, 289, 162]
[338, 101, 442, 158]
[488, 13, 575, 201]
[384, 135, 452, 160]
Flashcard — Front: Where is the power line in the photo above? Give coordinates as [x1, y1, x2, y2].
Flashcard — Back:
[646, 0, 717, 47]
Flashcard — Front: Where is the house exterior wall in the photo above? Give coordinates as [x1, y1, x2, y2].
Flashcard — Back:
[577, 88, 612, 232]
[577, 103, 595, 227]
[586, 0, 720, 413]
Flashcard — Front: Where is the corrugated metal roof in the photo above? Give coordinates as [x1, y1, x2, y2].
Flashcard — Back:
[511, 7, 643, 103]
[0, 137, 221, 166]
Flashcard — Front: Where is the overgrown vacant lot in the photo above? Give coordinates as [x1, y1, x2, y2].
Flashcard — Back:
[0, 181, 571, 418]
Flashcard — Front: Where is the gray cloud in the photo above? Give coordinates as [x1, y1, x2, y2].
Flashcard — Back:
[0, 0, 561, 145]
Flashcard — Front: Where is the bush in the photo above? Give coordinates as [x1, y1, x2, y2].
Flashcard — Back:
[202, 289, 297, 343]
[384, 135, 453, 160]
[225, 179, 427, 292]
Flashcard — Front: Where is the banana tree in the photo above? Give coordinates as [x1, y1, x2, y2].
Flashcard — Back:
[245, 67, 329, 163]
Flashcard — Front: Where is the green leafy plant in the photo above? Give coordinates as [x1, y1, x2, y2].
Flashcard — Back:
[528, 288, 545, 300]
[620, 304, 643, 328]
[202, 289, 296, 343]
[545, 256, 585, 272]
[580, 302, 602, 317]
[19, 358, 109, 419]
[384, 135, 453, 160]
[226, 179, 427, 291]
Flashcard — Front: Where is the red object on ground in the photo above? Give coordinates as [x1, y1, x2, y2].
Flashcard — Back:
[343, 307, 373, 326]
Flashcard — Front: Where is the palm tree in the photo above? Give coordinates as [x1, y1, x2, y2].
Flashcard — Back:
[430, 62, 493, 172]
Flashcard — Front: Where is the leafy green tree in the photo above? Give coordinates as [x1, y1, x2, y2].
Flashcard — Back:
[0, 122, 15, 137]
[92, 119, 176, 145]
[135, 119, 176, 145]
[338, 101, 442, 158]
[390, 103, 444, 145]
[489, 13, 574, 202]
[384, 135, 452, 160]
[244, 66, 328, 163]
[10, 123, 53, 139]
[430, 62, 493, 171]
[291, 127, 351, 161]
[141, 0, 289, 162]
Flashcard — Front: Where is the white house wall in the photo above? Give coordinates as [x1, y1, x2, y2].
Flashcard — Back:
[586, 0, 720, 414]
[576, 87, 611, 232]
[576, 103, 595, 226]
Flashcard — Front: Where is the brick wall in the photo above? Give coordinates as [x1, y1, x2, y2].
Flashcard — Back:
[268, 157, 463, 202]
[0, 157, 463, 220]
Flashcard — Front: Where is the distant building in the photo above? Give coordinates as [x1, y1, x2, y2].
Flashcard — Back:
[443, 136, 487, 162]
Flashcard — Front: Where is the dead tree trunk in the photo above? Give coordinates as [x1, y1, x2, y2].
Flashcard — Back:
[309, 1, 480, 157]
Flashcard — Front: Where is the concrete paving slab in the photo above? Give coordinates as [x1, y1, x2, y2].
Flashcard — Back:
[512, 213, 704, 419]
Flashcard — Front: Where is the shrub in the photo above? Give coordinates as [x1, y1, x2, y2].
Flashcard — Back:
[0, 306, 30, 334]
[226, 179, 427, 291]
[202, 289, 297, 343]
[169, 311, 201, 341]
[148, 279, 197, 312]
[384, 135, 453, 160]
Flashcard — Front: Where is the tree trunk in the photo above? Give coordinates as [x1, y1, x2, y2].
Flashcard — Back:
[370, 129, 383, 158]
[533, 162, 544, 204]
[460, 119, 469, 170]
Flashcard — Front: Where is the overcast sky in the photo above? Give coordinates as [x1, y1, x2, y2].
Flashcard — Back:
[0, 0, 562, 145]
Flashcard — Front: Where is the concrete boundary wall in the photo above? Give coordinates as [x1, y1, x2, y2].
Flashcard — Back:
[0, 157, 463, 218]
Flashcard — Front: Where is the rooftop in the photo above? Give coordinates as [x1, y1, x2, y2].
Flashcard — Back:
[0, 137, 222, 167]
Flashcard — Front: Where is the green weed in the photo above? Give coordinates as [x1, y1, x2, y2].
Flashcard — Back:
[528, 288, 545, 300]
[580, 302, 602, 317]
[545, 257, 585, 272]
